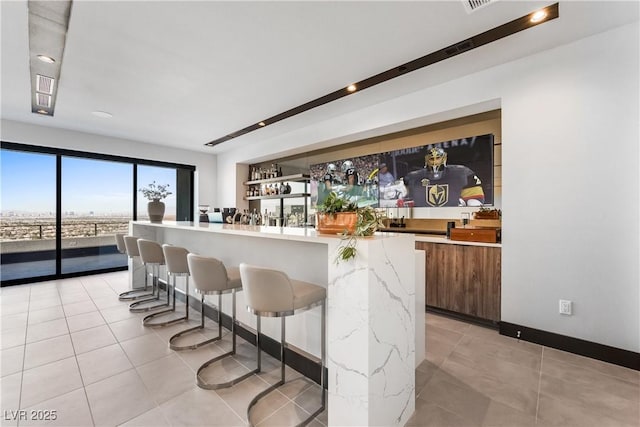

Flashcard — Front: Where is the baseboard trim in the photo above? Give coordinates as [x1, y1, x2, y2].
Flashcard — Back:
[500, 322, 640, 371]
[169, 286, 327, 386]
[426, 305, 499, 329]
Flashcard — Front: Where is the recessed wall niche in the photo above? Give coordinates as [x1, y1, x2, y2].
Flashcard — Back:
[251, 109, 502, 220]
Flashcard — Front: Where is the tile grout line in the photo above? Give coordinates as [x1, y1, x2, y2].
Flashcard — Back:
[62, 277, 97, 427]
[535, 346, 544, 425]
[83, 274, 165, 427]
[15, 284, 31, 427]
[255, 397, 305, 427]
[542, 348, 640, 386]
[97, 272, 187, 427]
[461, 326, 545, 377]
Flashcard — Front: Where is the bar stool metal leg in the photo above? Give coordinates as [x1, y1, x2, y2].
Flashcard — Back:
[246, 300, 326, 427]
[142, 273, 190, 327]
[119, 264, 155, 301]
[196, 289, 259, 389]
[129, 264, 170, 313]
[168, 293, 223, 350]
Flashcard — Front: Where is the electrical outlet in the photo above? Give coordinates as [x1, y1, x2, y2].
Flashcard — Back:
[559, 299, 572, 315]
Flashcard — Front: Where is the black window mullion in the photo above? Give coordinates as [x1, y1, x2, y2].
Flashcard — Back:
[133, 163, 138, 221]
[55, 155, 62, 275]
[0, 142, 195, 286]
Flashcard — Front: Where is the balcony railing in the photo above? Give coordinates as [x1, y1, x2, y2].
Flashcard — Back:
[0, 219, 130, 241]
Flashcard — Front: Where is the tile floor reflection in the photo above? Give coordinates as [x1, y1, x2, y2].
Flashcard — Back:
[1, 272, 638, 426]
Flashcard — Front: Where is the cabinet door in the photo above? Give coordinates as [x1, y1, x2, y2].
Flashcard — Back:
[417, 241, 501, 322]
[475, 246, 501, 321]
[416, 242, 436, 307]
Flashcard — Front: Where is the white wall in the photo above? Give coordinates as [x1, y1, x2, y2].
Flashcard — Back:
[1, 119, 217, 208]
[217, 23, 639, 352]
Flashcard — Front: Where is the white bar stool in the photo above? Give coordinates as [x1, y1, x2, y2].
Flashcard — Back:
[119, 236, 154, 301]
[130, 239, 169, 313]
[186, 254, 257, 389]
[142, 244, 191, 326]
[239, 263, 326, 427]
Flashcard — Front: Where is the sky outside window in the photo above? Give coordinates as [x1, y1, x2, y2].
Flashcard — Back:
[62, 157, 133, 217]
[1, 149, 56, 215]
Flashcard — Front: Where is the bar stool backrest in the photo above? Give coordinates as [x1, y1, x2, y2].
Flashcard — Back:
[239, 263, 294, 314]
[187, 254, 233, 294]
[123, 236, 140, 257]
[162, 244, 190, 275]
[137, 239, 165, 265]
[115, 233, 127, 254]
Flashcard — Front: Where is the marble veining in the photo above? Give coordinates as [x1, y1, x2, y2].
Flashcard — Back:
[327, 234, 415, 426]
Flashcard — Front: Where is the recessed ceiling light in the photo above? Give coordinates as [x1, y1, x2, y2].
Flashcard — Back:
[36, 109, 48, 114]
[347, 84, 357, 92]
[530, 10, 547, 23]
[37, 55, 56, 64]
[258, 121, 266, 127]
[92, 111, 113, 118]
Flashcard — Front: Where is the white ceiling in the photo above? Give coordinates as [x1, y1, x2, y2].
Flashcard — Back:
[1, 1, 638, 155]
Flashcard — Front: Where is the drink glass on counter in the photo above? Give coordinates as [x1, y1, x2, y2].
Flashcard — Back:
[461, 212, 470, 228]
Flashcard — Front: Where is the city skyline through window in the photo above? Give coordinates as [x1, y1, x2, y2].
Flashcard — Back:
[61, 157, 132, 274]
[1, 150, 57, 280]
[1, 143, 194, 285]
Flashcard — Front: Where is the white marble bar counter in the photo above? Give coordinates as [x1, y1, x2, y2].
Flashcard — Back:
[130, 221, 420, 426]
[414, 233, 502, 248]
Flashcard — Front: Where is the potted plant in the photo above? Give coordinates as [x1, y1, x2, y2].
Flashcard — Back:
[316, 192, 386, 262]
[316, 191, 359, 234]
[140, 181, 172, 223]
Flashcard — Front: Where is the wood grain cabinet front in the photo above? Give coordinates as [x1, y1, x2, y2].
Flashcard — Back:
[415, 241, 501, 322]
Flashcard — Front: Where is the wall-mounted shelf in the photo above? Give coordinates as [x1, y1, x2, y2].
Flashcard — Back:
[244, 173, 310, 186]
[244, 172, 311, 225]
[243, 193, 310, 201]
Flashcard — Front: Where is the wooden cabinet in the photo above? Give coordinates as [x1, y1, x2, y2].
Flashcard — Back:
[415, 241, 501, 322]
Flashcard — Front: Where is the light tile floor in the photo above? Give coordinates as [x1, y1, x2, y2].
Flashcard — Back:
[409, 313, 639, 427]
[1, 272, 638, 426]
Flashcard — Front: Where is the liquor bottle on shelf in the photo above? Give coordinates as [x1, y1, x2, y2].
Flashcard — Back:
[278, 166, 283, 177]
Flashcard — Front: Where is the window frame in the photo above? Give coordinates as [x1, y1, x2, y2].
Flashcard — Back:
[1, 141, 195, 286]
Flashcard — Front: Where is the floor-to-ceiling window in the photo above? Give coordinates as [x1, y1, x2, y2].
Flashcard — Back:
[61, 157, 133, 274]
[0, 142, 195, 286]
[0, 150, 57, 281]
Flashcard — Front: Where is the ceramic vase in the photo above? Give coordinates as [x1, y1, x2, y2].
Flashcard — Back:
[147, 200, 165, 223]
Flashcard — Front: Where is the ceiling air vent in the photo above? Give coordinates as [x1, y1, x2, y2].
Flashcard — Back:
[463, 0, 497, 13]
[36, 93, 52, 108]
[36, 74, 55, 95]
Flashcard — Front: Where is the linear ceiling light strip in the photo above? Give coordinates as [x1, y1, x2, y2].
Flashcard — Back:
[205, 3, 558, 147]
[28, 0, 72, 116]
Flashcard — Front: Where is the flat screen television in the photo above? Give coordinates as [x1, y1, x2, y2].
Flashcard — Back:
[310, 133, 494, 208]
